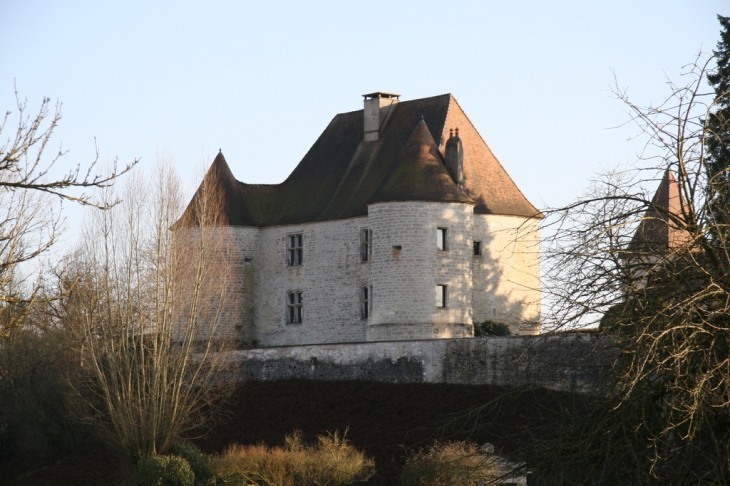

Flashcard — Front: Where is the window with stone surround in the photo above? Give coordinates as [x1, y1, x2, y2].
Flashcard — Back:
[361, 286, 370, 319]
[287, 233, 303, 266]
[360, 229, 371, 263]
[287, 291, 303, 323]
[437, 228, 447, 251]
[473, 240, 482, 256]
[436, 284, 448, 308]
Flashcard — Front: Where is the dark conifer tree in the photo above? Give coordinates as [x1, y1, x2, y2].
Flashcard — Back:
[706, 15, 730, 238]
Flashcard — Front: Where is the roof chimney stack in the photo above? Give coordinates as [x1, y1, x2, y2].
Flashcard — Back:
[445, 127, 464, 186]
[362, 92, 400, 142]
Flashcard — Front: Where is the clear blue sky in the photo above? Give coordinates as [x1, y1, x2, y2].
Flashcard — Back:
[0, 1, 726, 235]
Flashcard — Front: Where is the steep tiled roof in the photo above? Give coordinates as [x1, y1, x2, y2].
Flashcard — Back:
[177, 94, 542, 228]
[368, 118, 473, 205]
[630, 169, 693, 251]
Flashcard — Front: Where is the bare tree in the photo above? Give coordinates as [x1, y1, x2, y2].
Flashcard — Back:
[0, 88, 135, 337]
[64, 159, 235, 461]
[511, 52, 730, 483]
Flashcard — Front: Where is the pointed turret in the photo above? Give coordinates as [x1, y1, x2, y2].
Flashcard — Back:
[174, 151, 242, 228]
[368, 118, 474, 205]
[630, 169, 692, 251]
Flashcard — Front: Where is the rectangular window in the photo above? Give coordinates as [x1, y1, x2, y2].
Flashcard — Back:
[437, 228, 447, 251]
[287, 291, 303, 323]
[473, 241, 481, 256]
[287, 234, 303, 266]
[436, 284, 447, 308]
[361, 286, 370, 319]
[360, 229, 371, 262]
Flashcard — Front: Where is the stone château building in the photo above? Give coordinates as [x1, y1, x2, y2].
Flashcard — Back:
[175, 93, 542, 348]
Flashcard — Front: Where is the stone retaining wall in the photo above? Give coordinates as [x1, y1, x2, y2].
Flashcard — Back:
[223, 333, 611, 393]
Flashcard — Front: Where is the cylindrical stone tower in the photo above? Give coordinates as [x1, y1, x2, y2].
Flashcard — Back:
[367, 201, 474, 340]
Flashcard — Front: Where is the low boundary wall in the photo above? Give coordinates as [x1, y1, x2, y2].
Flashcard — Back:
[224, 333, 611, 393]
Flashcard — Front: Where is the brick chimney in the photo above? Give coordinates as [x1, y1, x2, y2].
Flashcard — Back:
[362, 92, 400, 142]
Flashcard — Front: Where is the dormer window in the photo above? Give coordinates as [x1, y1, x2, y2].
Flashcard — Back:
[437, 228, 447, 251]
[287, 234, 303, 266]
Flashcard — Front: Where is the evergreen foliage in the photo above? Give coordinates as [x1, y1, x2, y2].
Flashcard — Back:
[137, 455, 195, 486]
[172, 442, 213, 485]
[706, 15, 730, 239]
[473, 320, 511, 337]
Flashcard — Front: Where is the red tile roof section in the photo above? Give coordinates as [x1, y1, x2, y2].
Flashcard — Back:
[630, 169, 692, 250]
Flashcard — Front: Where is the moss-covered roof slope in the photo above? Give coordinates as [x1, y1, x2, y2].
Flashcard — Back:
[176, 94, 542, 228]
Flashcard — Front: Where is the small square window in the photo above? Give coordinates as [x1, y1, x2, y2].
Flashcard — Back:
[287, 291, 303, 323]
[360, 229, 371, 263]
[473, 241, 481, 256]
[436, 284, 447, 308]
[287, 234, 303, 266]
[361, 286, 370, 319]
[437, 228, 447, 251]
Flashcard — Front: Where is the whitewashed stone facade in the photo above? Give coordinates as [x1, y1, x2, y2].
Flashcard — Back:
[472, 214, 541, 335]
[253, 217, 370, 346]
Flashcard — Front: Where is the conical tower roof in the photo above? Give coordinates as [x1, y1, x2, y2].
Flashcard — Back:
[368, 118, 474, 205]
[630, 169, 692, 251]
[175, 151, 244, 228]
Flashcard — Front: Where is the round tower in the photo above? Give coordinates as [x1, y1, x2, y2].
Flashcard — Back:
[364, 118, 476, 341]
[367, 201, 474, 340]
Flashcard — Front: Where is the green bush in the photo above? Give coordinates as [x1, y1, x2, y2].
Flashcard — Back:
[473, 320, 511, 337]
[172, 442, 213, 485]
[400, 441, 499, 486]
[212, 430, 374, 486]
[138, 455, 195, 486]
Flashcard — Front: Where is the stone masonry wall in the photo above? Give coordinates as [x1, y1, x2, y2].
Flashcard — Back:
[174, 226, 259, 344]
[223, 334, 611, 393]
[253, 217, 370, 347]
[174, 206, 540, 347]
[367, 201, 475, 341]
[472, 214, 541, 335]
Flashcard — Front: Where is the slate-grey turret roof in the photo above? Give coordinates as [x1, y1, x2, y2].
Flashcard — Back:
[176, 94, 542, 228]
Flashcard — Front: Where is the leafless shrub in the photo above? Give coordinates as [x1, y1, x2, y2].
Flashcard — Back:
[212, 430, 375, 486]
[400, 440, 504, 486]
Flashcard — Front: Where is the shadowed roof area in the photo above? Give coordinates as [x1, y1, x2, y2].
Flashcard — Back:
[367, 118, 473, 205]
[177, 94, 541, 228]
[630, 169, 692, 251]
